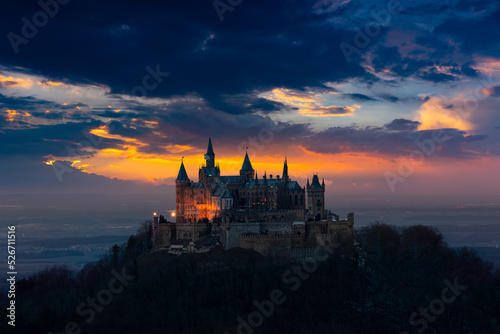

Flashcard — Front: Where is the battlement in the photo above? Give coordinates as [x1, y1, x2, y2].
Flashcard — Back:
[240, 234, 302, 240]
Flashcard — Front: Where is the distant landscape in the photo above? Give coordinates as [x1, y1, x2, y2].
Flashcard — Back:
[1, 193, 499, 290]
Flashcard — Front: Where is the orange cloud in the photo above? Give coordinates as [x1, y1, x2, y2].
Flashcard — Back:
[90, 125, 140, 143]
[37, 80, 65, 87]
[0, 75, 33, 88]
[5, 110, 17, 122]
[472, 57, 500, 75]
[415, 96, 473, 131]
[261, 88, 357, 117]
[164, 144, 194, 154]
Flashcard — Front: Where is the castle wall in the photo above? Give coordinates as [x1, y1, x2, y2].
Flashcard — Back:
[175, 223, 210, 241]
[222, 222, 260, 249]
[240, 234, 302, 256]
[153, 223, 172, 250]
[260, 222, 293, 235]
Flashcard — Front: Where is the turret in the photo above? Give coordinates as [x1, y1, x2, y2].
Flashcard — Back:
[176, 159, 189, 184]
[240, 149, 255, 182]
[204, 137, 215, 168]
[175, 158, 190, 223]
[307, 174, 325, 220]
[282, 157, 289, 183]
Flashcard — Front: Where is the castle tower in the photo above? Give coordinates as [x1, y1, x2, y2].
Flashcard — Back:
[282, 157, 289, 183]
[307, 174, 325, 220]
[204, 137, 215, 168]
[240, 149, 255, 182]
[175, 159, 190, 223]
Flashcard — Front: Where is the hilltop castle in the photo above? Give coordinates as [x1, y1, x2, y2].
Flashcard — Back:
[153, 138, 354, 257]
[175, 137, 324, 224]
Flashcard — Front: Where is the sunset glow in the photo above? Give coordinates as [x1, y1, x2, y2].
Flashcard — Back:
[0, 0, 499, 198]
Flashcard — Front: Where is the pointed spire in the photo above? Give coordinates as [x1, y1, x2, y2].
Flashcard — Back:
[282, 156, 288, 181]
[307, 177, 310, 187]
[206, 137, 214, 156]
[176, 159, 189, 181]
[255, 172, 259, 185]
[311, 174, 321, 187]
[263, 171, 268, 185]
[240, 149, 254, 171]
[322, 178, 325, 187]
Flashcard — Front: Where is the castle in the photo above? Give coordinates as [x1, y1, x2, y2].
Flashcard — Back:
[153, 138, 354, 257]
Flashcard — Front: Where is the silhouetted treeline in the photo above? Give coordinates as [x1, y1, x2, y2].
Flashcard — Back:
[1, 222, 499, 334]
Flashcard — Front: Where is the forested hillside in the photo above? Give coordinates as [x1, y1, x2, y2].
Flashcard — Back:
[2, 222, 499, 334]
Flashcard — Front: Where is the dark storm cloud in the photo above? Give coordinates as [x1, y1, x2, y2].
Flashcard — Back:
[0, 121, 102, 158]
[0, 158, 161, 194]
[379, 94, 399, 103]
[320, 106, 354, 115]
[0, 0, 490, 120]
[301, 124, 418, 156]
[0, 0, 368, 114]
[0, 93, 52, 111]
[370, 45, 474, 83]
[384, 119, 420, 131]
[301, 121, 488, 158]
[435, 6, 500, 58]
[208, 94, 292, 115]
[0, 93, 93, 123]
[341, 93, 377, 102]
[439, 133, 488, 157]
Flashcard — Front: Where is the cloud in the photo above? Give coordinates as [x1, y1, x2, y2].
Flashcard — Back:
[0, 0, 370, 115]
[0, 158, 173, 195]
[0, 121, 103, 159]
[341, 93, 376, 102]
[0, 0, 499, 195]
[481, 85, 500, 97]
[260, 88, 359, 117]
[384, 119, 420, 131]
[303, 105, 357, 117]
[301, 121, 488, 159]
[415, 96, 474, 131]
[379, 95, 400, 103]
[435, 5, 500, 58]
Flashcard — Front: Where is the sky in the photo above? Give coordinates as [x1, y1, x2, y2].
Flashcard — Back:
[1, 0, 500, 198]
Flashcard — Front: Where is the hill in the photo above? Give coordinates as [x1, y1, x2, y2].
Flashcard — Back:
[1, 223, 499, 334]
